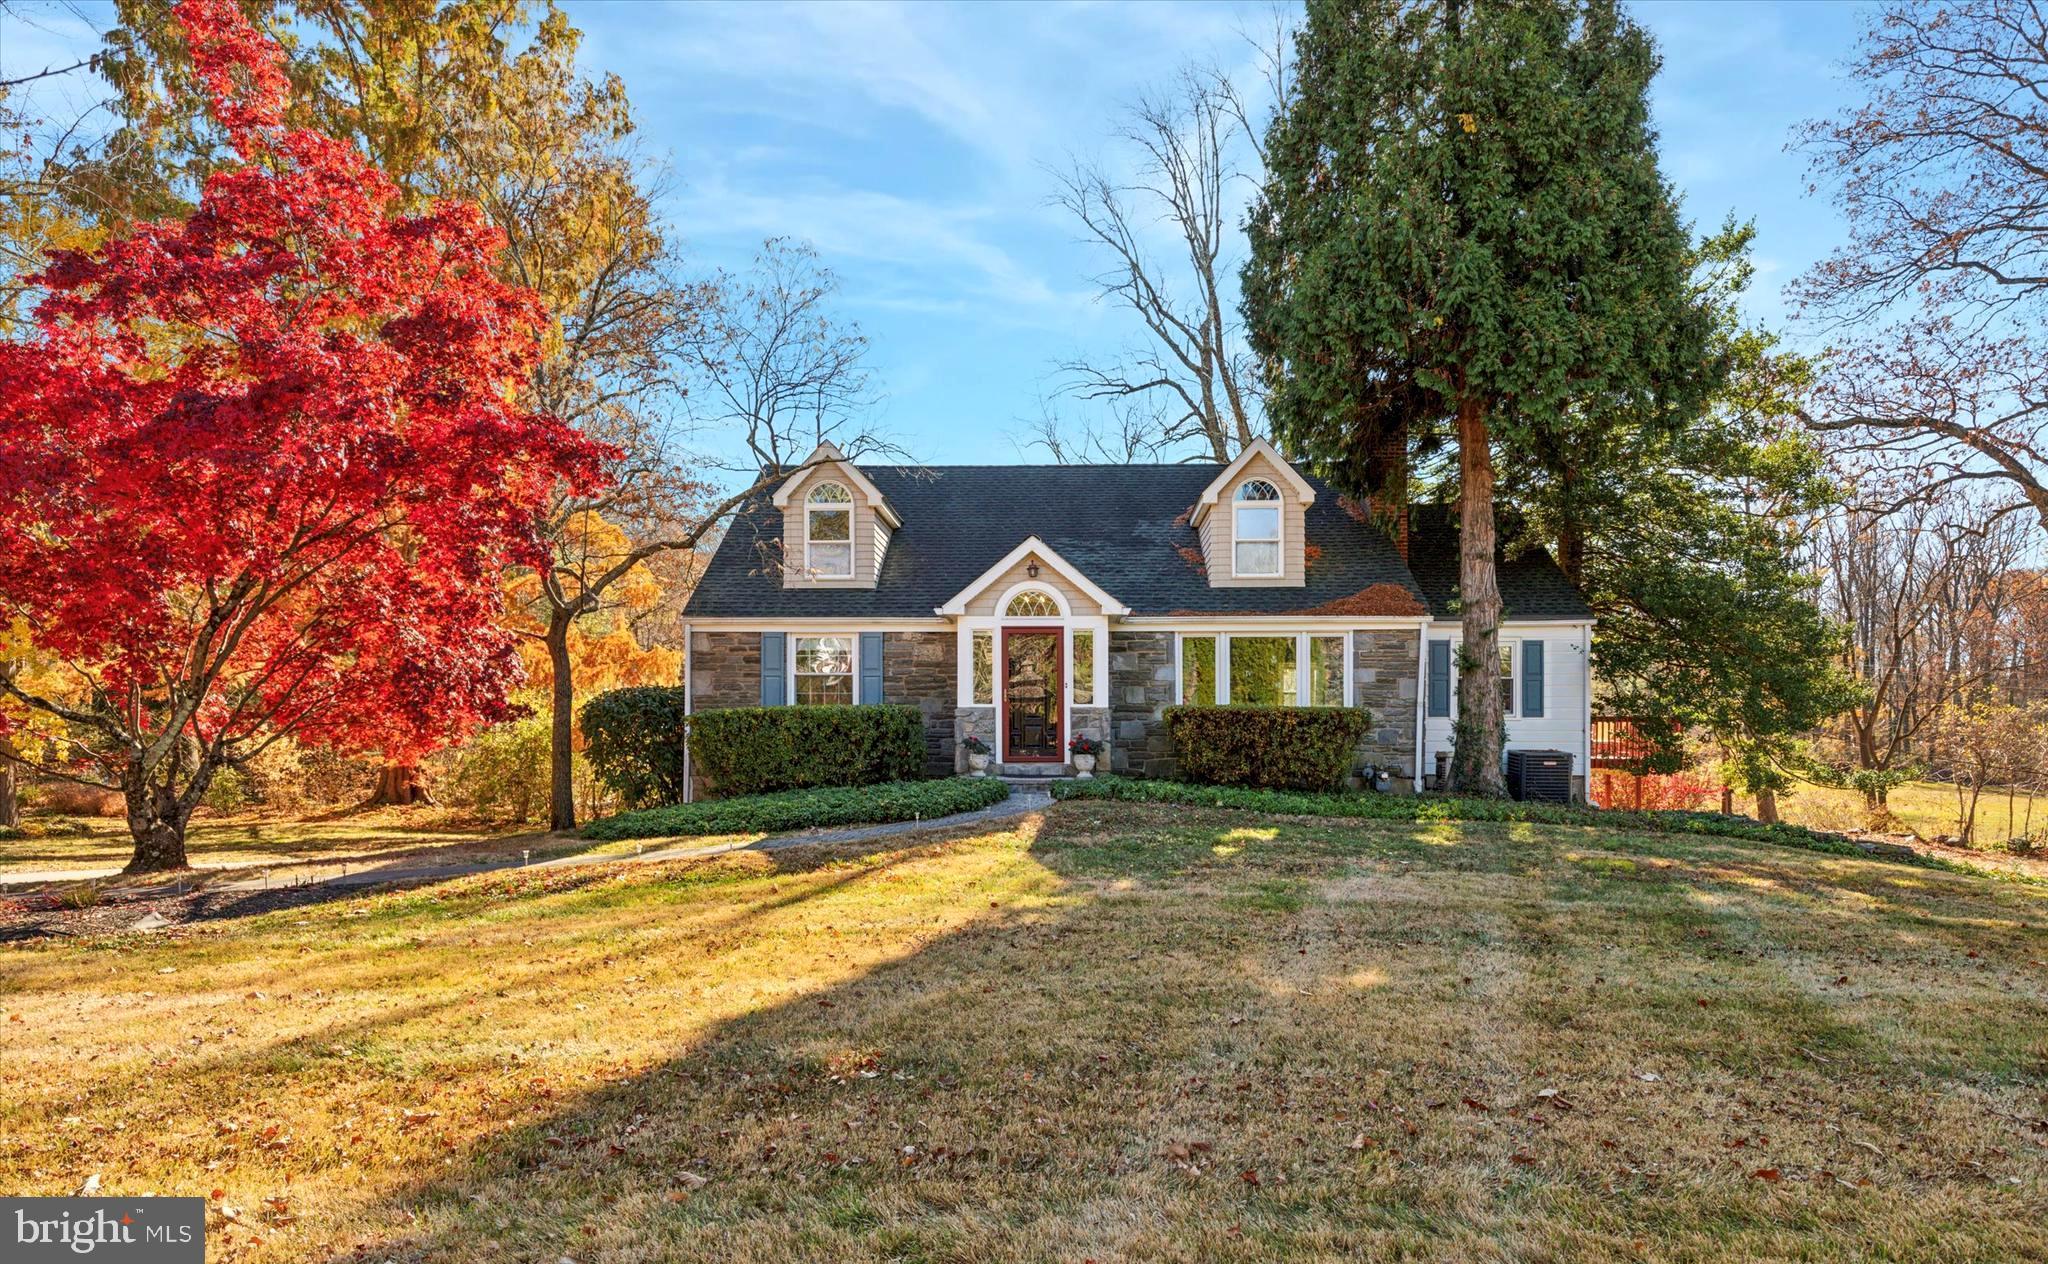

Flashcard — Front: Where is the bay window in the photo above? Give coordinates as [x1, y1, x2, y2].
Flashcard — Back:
[1227, 636, 1295, 706]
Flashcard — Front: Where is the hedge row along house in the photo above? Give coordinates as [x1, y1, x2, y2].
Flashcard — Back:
[680, 440, 1594, 797]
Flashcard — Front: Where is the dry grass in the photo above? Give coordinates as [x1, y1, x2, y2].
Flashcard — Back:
[1766, 780, 2048, 846]
[1, 802, 2044, 1262]
[0, 808, 551, 878]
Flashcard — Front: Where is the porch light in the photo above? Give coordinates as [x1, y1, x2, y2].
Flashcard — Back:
[1026, 560, 1040, 578]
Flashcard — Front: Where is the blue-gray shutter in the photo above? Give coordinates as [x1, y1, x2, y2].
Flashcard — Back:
[1427, 639, 1452, 717]
[1521, 640, 1545, 718]
[760, 632, 787, 706]
[859, 632, 884, 704]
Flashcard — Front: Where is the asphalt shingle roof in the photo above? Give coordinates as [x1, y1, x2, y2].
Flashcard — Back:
[1405, 504, 1594, 621]
[682, 464, 1589, 622]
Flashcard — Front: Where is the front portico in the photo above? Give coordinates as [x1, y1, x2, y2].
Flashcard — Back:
[938, 536, 1125, 773]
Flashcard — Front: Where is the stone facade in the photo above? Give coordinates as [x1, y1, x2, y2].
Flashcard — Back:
[1352, 629, 1419, 783]
[883, 631, 957, 776]
[690, 624, 1432, 791]
[690, 631, 762, 712]
[1109, 631, 1177, 777]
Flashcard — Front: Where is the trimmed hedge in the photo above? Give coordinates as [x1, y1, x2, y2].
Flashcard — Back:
[689, 704, 926, 796]
[1048, 775, 2001, 875]
[1165, 705, 1370, 790]
[582, 687, 690, 809]
[583, 777, 1009, 841]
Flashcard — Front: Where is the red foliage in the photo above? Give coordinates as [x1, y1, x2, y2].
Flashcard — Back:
[0, 0, 609, 770]
[1175, 545, 1208, 575]
[1594, 772, 1721, 812]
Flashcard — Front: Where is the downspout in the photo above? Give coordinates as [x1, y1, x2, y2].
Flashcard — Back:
[682, 620, 694, 804]
[1412, 621, 1428, 793]
[1581, 627, 1594, 805]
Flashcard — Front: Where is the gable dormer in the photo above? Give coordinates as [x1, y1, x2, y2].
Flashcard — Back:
[771, 441, 901, 589]
[1188, 438, 1315, 587]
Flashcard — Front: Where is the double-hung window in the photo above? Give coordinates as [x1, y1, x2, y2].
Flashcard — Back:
[806, 482, 854, 578]
[1499, 642, 1518, 717]
[793, 635, 854, 705]
[1233, 480, 1282, 577]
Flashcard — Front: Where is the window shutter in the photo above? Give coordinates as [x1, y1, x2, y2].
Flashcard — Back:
[1522, 639, 1545, 718]
[760, 632, 787, 706]
[859, 632, 884, 704]
[1427, 639, 1451, 717]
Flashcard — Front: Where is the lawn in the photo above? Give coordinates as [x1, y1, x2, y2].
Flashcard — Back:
[1, 801, 2044, 1262]
[0, 808, 554, 880]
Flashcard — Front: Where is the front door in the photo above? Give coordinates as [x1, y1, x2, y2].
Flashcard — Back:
[1002, 627, 1062, 762]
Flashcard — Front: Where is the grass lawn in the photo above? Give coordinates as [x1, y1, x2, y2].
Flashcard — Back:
[0, 808, 562, 880]
[2, 802, 2044, 1262]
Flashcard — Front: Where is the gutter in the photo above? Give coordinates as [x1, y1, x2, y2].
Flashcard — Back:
[1412, 625, 1427, 793]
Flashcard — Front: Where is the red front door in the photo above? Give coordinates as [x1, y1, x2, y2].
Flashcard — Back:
[1001, 627, 1062, 763]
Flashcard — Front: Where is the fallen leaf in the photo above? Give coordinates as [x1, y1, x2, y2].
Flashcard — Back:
[1238, 1169, 1260, 1186]
[1750, 1168, 1782, 1183]
[73, 1174, 101, 1197]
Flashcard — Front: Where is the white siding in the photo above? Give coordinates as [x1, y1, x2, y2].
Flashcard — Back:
[1419, 622, 1592, 785]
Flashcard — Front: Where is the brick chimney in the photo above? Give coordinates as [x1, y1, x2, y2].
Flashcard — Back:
[1365, 420, 1409, 560]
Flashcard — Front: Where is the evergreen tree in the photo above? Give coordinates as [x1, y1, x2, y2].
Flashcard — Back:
[1244, 0, 1716, 794]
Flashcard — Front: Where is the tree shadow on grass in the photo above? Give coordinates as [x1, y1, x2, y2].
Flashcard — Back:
[256, 802, 2048, 1264]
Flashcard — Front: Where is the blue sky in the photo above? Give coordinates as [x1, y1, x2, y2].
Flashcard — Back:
[3, 0, 1874, 464]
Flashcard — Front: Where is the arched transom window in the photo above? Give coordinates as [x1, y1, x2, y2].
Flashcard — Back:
[806, 482, 853, 578]
[1005, 589, 1061, 618]
[1234, 479, 1282, 577]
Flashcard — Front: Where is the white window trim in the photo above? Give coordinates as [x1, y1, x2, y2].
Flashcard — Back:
[1232, 483, 1284, 579]
[954, 611, 1109, 714]
[805, 483, 855, 580]
[1501, 639, 1520, 718]
[788, 631, 859, 706]
[1174, 630, 1353, 707]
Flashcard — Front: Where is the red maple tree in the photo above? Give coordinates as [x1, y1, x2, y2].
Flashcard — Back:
[0, 0, 609, 871]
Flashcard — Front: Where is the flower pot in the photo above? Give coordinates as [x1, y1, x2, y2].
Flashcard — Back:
[1072, 752, 1097, 779]
[967, 752, 990, 777]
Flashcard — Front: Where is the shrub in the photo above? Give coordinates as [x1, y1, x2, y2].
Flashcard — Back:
[690, 704, 925, 796]
[454, 716, 554, 822]
[582, 686, 690, 809]
[583, 776, 1008, 841]
[1165, 705, 1370, 790]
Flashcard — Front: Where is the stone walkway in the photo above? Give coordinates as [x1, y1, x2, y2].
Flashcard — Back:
[3, 786, 1054, 898]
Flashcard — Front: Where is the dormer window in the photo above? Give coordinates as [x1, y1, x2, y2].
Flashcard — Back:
[806, 482, 854, 578]
[1233, 479, 1282, 577]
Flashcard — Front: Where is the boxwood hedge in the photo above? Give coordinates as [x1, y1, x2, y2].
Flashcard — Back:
[689, 704, 926, 796]
[1165, 705, 1370, 790]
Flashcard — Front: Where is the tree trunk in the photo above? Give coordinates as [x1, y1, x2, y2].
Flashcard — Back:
[0, 744, 18, 830]
[547, 607, 577, 833]
[1755, 785, 1779, 825]
[371, 762, 433, 806]
[1448, 396, 1507, 797]
[121, 764, 193, 874]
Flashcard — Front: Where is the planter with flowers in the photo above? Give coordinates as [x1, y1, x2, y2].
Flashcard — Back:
[962, 734, 993, 777]
[1067, 734, 1103, 779]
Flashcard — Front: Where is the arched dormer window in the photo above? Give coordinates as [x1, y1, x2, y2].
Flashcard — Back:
[1005, 589, 1061, 618]
[1233, 479, 1282, 577]
[806, 482, 854, 578]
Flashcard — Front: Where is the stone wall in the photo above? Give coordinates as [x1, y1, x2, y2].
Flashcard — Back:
[1353, 629, 1419, 782]
[690, 630, 761, 711]
[1109, 631, 1177, 777]
[883, 631, 957, 776]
